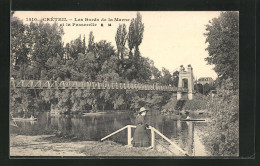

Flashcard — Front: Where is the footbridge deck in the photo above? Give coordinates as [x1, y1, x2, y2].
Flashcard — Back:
[10, 80, 188, 92]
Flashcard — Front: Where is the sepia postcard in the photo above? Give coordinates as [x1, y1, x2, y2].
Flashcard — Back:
[10, 11, 239, 158]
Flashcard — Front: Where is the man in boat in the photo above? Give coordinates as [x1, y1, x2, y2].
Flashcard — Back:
[185, 112, 191, 120]
[132, 107, 150, 147]
[186, 115, 191, 120]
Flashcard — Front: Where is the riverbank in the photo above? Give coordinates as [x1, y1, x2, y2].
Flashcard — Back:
[10, 134, 173, 156]
[161, 94, 208, 117]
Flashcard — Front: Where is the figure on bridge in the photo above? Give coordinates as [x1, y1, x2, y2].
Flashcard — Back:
[132, 107, 150, 147]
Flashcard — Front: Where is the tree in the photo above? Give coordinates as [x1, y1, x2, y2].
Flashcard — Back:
[97, 55, 125, 110]
[194, 83, 203, 94]
[172, 71, 179, 87]
[128, 12, 144, 58]
[65, 35, 84, 60]
[135, 57, 152, 83]
[11, 16, 32, 79]
[29, 21, 64, 79]
[204, 89, 239, 156]
[127, 21, 135, 59]
[203, 83, 212, 95]
[87, 31, 95, 53]
[11, 18, 65, 115]
[57, 89, 72, 113]
[125, 12, 146, 82]
[10, 12, 181, 113]
[83, 34, 86, 54]
[93, 40, 115, 73]
[66, 52, 99, 81]
[64, 43, 71, 60]
[115, 24, 127, 60]
[160, 68, 173, 86]
[203, 12, 239, 156]
[204, 11, 239, 90]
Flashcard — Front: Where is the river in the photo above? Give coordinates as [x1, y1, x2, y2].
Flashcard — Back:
[10, 110, 210, 156]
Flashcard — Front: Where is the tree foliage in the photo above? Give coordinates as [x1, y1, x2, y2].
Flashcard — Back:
[11, 16, 32, 79]
[204, 11, 239, 90]
[203, 12, 239, 155]
[65, 35, 85, 60]
[87, 31, 95, 53]
[128, 12, 144, 58]
[194, 83, 216, 95]
[203, 89, 239, 156]
[115, 24, 127, 60]
[10, 12, 178, 114]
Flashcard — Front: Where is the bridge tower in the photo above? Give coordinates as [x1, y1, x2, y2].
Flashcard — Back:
[177, 65, 194, 100]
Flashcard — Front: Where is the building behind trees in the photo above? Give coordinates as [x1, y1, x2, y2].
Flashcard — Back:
[197, 77, 214, 85]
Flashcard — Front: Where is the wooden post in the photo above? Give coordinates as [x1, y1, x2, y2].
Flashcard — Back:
[151, 128, 155, 149]
[127, 125, 131, 146]
[21, 80, 24, 87]
[47, 81, 50, 89]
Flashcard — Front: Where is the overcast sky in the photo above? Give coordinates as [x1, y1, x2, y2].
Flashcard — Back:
[14, 11, 221, 79]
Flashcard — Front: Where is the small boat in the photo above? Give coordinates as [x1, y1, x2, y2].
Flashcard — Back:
[181, 119, 205, 122]
[10, 113, 18, 127]
[10, 121, 18, 127]
[82, 112, 106, 116]
[12, 117, 38, 121]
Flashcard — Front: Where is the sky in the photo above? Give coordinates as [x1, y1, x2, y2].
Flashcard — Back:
[13, 11, 221, 79]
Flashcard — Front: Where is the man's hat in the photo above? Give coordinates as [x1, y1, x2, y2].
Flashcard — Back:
[139, 107, 148, 113]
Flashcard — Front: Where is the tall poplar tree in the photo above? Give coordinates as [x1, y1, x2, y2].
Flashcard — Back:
[87, 31, 95, 53]
[115, 24, 127, 59]
[128, 12, 144, 59]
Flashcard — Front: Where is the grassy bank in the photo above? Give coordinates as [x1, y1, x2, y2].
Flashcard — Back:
[162, 94, 208, 116]
[10, 134, 174, 157]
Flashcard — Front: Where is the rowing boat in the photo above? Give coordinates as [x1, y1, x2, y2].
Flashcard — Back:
[181, 119, 205, 122]
[12, 118, 38, 121]
[82, 112, 106, 116]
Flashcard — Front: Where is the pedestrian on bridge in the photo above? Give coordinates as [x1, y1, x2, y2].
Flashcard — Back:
[132, 107, 150, 147]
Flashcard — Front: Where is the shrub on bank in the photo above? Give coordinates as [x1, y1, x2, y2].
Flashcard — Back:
[202, 89, 239, 156]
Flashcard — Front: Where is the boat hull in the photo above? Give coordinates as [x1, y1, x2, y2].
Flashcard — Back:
[181, 119, 205, 122]
[12, 118, 37, 121]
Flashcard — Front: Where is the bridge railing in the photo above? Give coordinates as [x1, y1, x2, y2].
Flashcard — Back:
[10, 80, 188, 92]
[100, 125, 188, 156]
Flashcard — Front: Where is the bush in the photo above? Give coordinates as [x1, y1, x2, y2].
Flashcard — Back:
[202, 89, 239, 156]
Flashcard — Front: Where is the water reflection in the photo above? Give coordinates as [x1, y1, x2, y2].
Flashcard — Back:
[10, 111, 209, 156]
[187, 121, 194, 155]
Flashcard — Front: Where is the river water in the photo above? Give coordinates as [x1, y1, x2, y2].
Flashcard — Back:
[10, 111, 210, 156]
